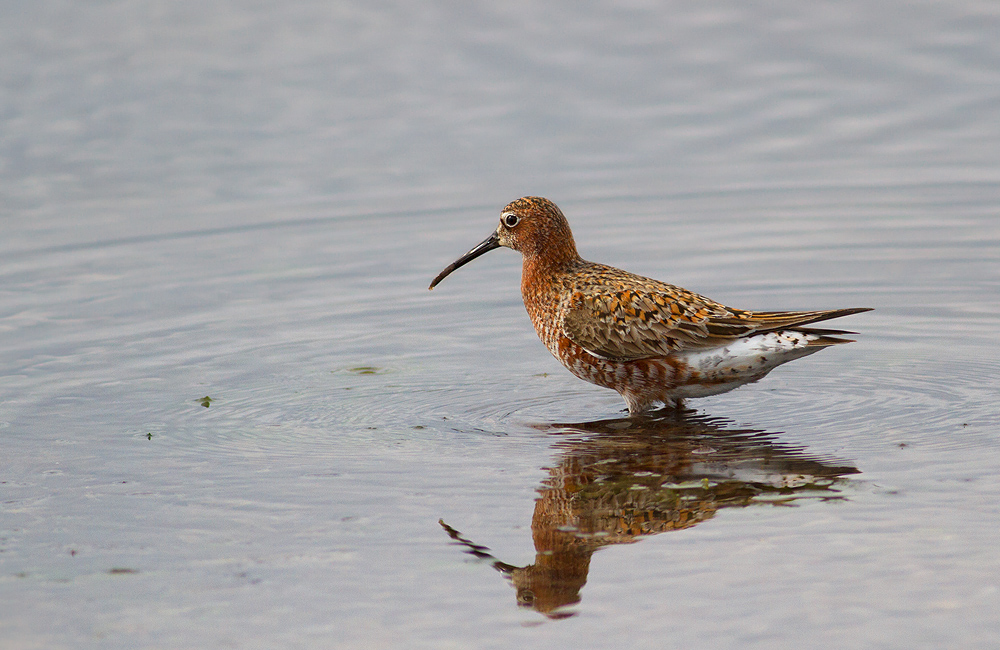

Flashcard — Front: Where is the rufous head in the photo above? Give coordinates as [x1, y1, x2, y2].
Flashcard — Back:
[429, 197, 579, 290]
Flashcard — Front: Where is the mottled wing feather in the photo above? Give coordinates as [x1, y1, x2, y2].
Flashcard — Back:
[561, 266, 871, 361]
[560, 270, 738, 360]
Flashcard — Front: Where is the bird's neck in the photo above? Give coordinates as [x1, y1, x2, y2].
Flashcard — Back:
[521, 247, 582, 282]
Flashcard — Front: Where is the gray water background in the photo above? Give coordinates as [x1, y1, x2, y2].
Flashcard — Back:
[3, 1, 1000, 648]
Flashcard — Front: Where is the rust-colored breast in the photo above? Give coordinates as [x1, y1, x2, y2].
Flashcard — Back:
[520, 259, 692, 407]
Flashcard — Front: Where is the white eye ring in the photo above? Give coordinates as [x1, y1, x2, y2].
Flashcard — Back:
[502, 213, 520, 228]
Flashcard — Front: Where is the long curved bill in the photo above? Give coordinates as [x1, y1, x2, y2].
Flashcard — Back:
[428, 230, 501, 290]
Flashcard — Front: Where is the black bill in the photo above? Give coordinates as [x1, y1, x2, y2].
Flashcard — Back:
[428, 231, 501, 290]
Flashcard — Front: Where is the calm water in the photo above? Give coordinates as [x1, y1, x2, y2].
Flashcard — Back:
[3, 1, 1000, 648]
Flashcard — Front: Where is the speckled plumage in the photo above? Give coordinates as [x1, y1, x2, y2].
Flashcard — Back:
[430, 197, 871, 413]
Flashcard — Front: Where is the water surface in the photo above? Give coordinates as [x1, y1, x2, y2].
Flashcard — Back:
[3, 1, 1000, 648]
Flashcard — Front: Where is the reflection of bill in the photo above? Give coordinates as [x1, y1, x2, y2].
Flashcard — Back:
[441, 412, 859, 619]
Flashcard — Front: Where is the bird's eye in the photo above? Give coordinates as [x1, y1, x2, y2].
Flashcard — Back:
[503, 213, 520, 228]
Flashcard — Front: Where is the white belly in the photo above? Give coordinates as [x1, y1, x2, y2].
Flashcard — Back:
[670, 331, 827, 398]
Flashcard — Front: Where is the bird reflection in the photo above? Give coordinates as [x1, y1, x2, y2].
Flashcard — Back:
[440, 410, 859, 618]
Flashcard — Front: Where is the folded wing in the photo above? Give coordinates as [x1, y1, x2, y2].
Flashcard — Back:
[561, 271, 870, 361]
